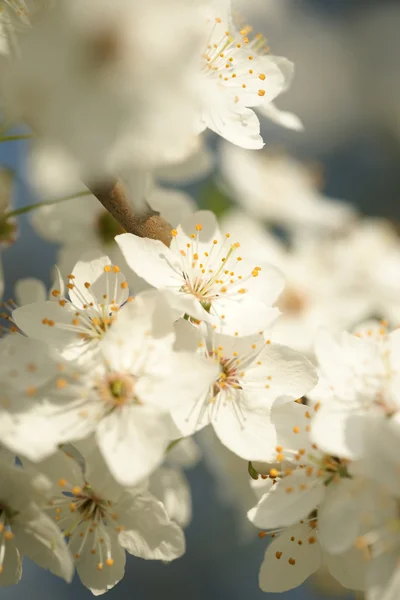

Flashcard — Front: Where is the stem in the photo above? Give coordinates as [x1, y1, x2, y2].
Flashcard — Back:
[88, 180, 172, 247]
[0, 133, 33, 142]
[5, 190, 92, 219]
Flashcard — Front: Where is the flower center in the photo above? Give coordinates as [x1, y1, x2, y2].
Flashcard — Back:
[54, 478, 120, 572]
[97, 211, 126, 246]
[213, 356, 241, 396]
[277, 287, 308, 316]
[171, 223, 261, 314]
[43, 264, 131, 344]
[98, 372, 136, 408]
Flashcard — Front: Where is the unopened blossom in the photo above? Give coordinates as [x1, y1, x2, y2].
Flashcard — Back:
[172, 319, 317, 460]
[37, 448, 185, 595]
[117, 210, 284, 335]
[199, 1, 297, 149]
[0, 0, 207, 179]
[219, 143, 356, 234]
[0, 454, 74, 586]
[2, 291, 218, 485]
[12, 254, 130, 359]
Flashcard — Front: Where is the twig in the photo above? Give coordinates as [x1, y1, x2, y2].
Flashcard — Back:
[89, 180, 172, 247]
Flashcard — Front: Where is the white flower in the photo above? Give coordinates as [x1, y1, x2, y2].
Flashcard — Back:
[219, 143, 356, 234]
[12, 254, 131, 359]
[36, 447, 185, 595]
[310, 323, 400, 469]
[0, 454, 74, 586]
[171, 319, 317, 460]
[0, 0, 207, 177]
[117, 210, 284, 335]
[199, 2, 296, 149]
[246, 434, 396, 594]
[3, 290, 218, 485]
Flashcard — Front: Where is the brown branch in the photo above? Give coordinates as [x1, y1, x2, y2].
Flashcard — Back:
[89, 180, 172, 247]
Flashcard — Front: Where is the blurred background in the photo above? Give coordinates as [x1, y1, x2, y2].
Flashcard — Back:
[2, 0, 400, 598]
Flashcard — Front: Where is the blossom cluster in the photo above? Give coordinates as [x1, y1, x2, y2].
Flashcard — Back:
[0, 1, 399, 600]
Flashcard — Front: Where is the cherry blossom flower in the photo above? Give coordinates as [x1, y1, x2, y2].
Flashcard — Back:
[36, 447, 185, 595]
[2, 290, 218, 485]
[171, 319, 317, 460]
[199, 2, 297, 149]
[116, 210, 284, 335]
[247, 417, 394, 595]
[0, 454, 74, 586]
[309, 323, 400, 468]
[12, 254, 131, 360]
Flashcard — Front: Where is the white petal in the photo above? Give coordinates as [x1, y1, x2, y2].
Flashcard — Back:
[311, 404, 370, 460]
[69, 253, 127, 309]
[318, 479, 362, 554]
[12, 508, 74, 582]
[326, 546, 367, 592]
[116, 233, 180, 288]
[212, 297, 280, 337]
[117, 490, 185, 561]
[0, 538, 22, 586]
[248, 471, 325, 529]
[166, 437, 201, 468]
[12, 301, 79, 346]
[258, 102, 304, 131]
[366, 553, 399, 600]
[212, 402, 277, 461]
[96, 407, 174, 487]
[259, 523, 322, 593]
[69, 522, 125, 595]
[224, 55, 287, 108]
[244, 343, 318, 404]
[204, 101, 263, 150]
[138, 352, 219, 411]
[150, 467, 192, 527]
